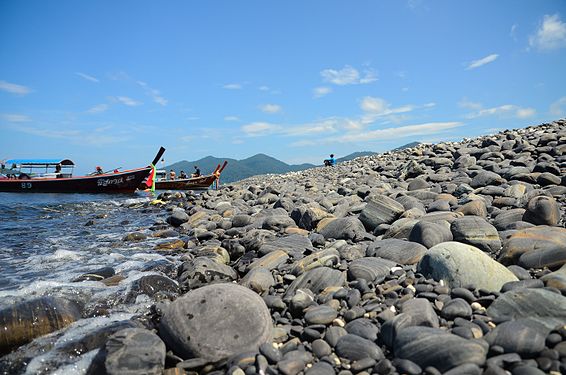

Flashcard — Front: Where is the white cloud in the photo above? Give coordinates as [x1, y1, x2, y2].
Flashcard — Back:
[1, 113, 31, 122]
[224, 116, 240, 122]
[458, 98, 483, 110]
[115, 96, 142, 107]
[0, 80, 32, 95]
[466, 104, 536, 119]
[76, 72, 99, 82]
[550, 96, 566, 116]
[258, 86, 270, 91]
[360, 96, 431, 117]
[260, 104, 282, 114]
[510, 24, 518, 40]
[466, 54, 498, 70]
[321, 65, 377, 85]
[529, 14, 566, 51]
[86, 104, 109, 114]
[241, 122, 282, 136]
[137, 81, 168, 106]
[328, 122, 463, 143]
[313, 86, 332, 98]
[223, 83, 242, 90]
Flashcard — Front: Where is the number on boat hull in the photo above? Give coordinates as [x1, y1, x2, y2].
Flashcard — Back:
[21, 182, 32, 189]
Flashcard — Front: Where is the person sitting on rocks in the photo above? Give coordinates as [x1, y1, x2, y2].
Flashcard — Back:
[324, 154, 336, 166]
[192, 166, 201, 177]
[169, 169, 176, 180]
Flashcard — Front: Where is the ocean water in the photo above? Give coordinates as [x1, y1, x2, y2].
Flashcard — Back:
[0, 192, 179, 373]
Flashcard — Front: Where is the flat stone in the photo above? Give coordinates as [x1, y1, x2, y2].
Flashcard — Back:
[487, 288, 566, 330]
[345, 318, 379, 341]
[284, 267, 346, 298]
[304, 305, 338, 325]
[394, 326, 487, 372]
[498, 226, 566, 266]
[348, 257, 397, 283]
[541, 263, 566, 291]
[366, 238, 427, 265]
[492, 209, 527, 231]
[247, 250, 289, 272]
[441, 298, 473, 320]
[159, 283, 273, 362]
[450, 216, 501, 253]
[102, 328, 166, 375]
[484, 319, 547, 356]
[178, 257, 237, 290]
[455, 200, 488, 217]
[290, 249, 340, 276]
[409, 220, 453, 249]
[382, 218, 419, 240]
[335, 334, 384, 361]
[359, 194, 405, 231]
[417, 242, 518, 292]
[240, 267, 275, 294]
[318, 217, 368, 242]
[523, 195, 561, 226]
[259, 234, 314, 258]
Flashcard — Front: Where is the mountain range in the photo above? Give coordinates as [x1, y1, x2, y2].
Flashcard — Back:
[165, 143, 419, 183]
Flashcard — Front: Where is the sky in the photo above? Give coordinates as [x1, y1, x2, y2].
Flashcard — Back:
[1, 0, 565, 175]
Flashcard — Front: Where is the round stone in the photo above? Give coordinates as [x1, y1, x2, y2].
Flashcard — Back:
[159, 283, 273, 361]
[523, 195, 561, 226]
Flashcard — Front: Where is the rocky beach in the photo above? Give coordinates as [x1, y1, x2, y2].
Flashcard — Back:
[1, 119, 566, 375]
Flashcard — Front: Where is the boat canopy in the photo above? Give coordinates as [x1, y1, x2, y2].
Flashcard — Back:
[5, 159, 75, 167]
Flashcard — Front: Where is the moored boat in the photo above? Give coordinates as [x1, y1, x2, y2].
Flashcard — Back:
[154, 161, 228, 190]
[0, 147, 165, 193]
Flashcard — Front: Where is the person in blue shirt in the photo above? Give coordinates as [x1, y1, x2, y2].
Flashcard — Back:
[324, 154, 336, 166]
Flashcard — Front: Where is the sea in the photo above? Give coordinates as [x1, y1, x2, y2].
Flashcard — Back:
[0, 192, 176, 374]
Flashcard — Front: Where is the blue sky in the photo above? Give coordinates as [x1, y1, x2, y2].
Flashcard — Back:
[1, 1, 565, 174]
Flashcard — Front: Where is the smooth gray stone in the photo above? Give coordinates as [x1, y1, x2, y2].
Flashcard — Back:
[443, 363, 482, 375]
[427, 199, 451, 212]
[470, 170, 506, 188]
[178, 257, 237, 290]
[318, 217, 368, 242]
[518, 246, 566, 269]
[125, 275, 179, 303]
[487, 288, 566, 330]
[103, 328, 166, 375]
[240, 267, 275, 294]
[393, 326, 487, 372]
[395, 195, 426, 212]
[159, 283, 273, 361]
[262, 215, 296, 231]
[418, 211, 463, 223]
[305, 362, 335, 375]
[523, 195, 561, 226]
[335, 334, 384, 361]
[359, 194, 405, 231]
[541, 263, 566, 291]
[507, 265, 531, 280]
[381, 313, 414, 348]
[485, 319, 546, 356]
[290, 249, 340, 276]
[382, 218, 419, 240]
[240, 229, 276, 252]
[392, 358, 422, 374]
[500, 279, 544, 293]
[166, 208, 189, 227]
[247, 250, 289, 272]
[231, 214, 253, 227]
[417, 242, 518, 292]
[454, 200, 488, 217]
[401, 298, 440, 328]
[441, 298, 473, 320]
[311, 339, 332, 358]
[409, 220, 453, 249]
[259, 234, 314, 258]
[324, 326, 348, 347]
[366, 238, 427, 265]
[450, 216, 501, 253]
[284, 267, 346, 298]
[499, 226, 566, 266]
[408, 178, 430, 191]
[511, 365, 547, 375]
[345, 318, 379, 341]
[347, 257, 396, 283]
[304, 305, 338, 325]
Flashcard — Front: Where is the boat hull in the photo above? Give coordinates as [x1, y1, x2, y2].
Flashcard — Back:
[0, 167, 152, 193]
[154, 175, 217, 190]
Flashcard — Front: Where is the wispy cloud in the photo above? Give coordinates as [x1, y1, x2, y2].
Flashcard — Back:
[241, 122, 282, 136]
[321, 65, 377, 85]
[223, 83, 242, 90]
[224, 116, 240, 122]
[529, 14, 566, 51]
[137, 81, 168, 106]
[113, 96, 142, 107]
[458, 98, 483, 110]
[258, 86, 270, 91]
[550, 96, 566, 116]
[510, 24, 518, 41]
[466, 54, 498, 70]
[259, 104, 282, 114]
[313, 86, 332, 98]
[10, 125, 126, 145]
[326, 122, 463, 143]
[0, 80, 32, 95]
[1, 113, 31, 122]
[75, 72, 99, 83]
[86, 104, 109, 114]
[465, 104, 536, 119]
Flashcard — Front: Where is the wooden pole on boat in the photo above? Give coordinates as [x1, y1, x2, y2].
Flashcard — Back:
[151, 147, 166, 167]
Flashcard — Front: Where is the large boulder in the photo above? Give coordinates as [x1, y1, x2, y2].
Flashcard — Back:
[417, 242, 518, 292]
[159, 283, 273, 362]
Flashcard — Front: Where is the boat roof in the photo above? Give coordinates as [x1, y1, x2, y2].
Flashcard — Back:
[5, 159, 75, 166]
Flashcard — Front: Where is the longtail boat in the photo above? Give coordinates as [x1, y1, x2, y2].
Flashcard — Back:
[154, 161, 228, 190]
[0, 147, 165, 193]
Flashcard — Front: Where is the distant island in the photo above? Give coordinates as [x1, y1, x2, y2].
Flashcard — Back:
[165, 142, 421, 183]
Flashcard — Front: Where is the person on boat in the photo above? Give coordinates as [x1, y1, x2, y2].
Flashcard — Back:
[169, 169, 176, 180]
[192, 166, 201, 177]
[179, 170, 188, 179]
[95, 166, 104, 175]
[324, 154, 336, 166]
